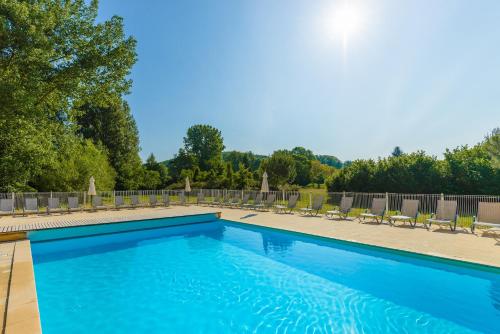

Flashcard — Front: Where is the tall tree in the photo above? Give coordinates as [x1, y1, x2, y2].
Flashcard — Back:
[0, 0, 137, 191]
[484, 128, 500, 169]
[143, 153, 170, 189]
[290, 147, 313, 186]
[392, 146, 404, 157]
[76, 100, 143, 189]
[183, 125, 225, 170]
[260, 150, 297, 189]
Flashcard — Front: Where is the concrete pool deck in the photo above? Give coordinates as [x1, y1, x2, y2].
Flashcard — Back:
[0, 205, 499, 333]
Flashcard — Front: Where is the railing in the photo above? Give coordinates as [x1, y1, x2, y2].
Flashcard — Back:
[1, 189, 499, 228]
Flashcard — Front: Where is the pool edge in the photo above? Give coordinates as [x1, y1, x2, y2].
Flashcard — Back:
[3, 240, 42, 334]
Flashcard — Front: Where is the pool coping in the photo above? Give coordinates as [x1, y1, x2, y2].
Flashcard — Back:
[0, 211, 222, 334]
[2, 240, 41, 334]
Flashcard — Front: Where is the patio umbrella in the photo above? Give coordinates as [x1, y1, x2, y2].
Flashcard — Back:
[185, 176, 191, 192]
[88, 176, 96, 196]
[260, 171, 269, 192]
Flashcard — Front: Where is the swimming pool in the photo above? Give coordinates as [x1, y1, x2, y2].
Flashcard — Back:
[31, 218, 500, 333]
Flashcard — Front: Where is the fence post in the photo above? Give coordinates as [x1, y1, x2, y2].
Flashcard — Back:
[440, 193, 444, 201]
[50, 191, 53, 199]
[385, 192, 389, 213]
[83, 191, 86, 208]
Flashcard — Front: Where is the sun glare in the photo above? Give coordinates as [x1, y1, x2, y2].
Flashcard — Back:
[322, 3, 365, 58]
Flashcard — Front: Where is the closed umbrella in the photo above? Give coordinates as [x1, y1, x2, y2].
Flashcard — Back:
[88, 176, 96, 208]
[260, 172, 269, 193]
[185, 176, 191, 192]
[88, 176, 96, 196]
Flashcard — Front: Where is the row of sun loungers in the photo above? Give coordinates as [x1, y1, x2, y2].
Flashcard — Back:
[0, 194, 188, 216]
[2, 192, 499, 233]
[198, 193, 500, 233]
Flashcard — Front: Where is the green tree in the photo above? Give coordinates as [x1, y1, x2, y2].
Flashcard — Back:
[291, 147, 315, 160]
[484, 128, 500, 169]
[392, 146, 404, 157]
[326, 159, 376, 192]
[222, 151, 263, 171]
[31, 134, 116, 191]
[316, 155, 343, 168]
[443, 144, 499, 194]
[234, 163, 254, 189]
[290, 147, 313, 186]
[310, 160, 336, 186]
[0, 0, 136, 191]
[224, 162, 235, 189]
[76, 100, 143, 189]
[143, 153, 170, 189]
[260, 150, 297, 189]
[183, 125, 225, 170]
[168, 149, 197, 182]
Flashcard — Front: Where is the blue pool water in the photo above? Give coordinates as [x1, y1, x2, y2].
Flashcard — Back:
[32, 220, 500, 333]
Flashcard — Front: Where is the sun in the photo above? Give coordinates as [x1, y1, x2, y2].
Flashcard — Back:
[323, 3, 365, 51]
[331, 5, 363, 37]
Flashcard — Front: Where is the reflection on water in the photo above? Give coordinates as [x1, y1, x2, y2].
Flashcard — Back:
[491, 280, 500, 311]
[262, 233, 295, 254]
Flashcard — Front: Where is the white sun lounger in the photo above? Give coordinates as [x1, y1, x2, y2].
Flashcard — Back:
[425, 200, 458, 231]
[274, 194, 299, 214]
[357, 198, 386, 224]
[300, 195, 324, 216]
[388, 199, 419, 227]
[326, 196, 354, 220]
[471, 202, 500, 233]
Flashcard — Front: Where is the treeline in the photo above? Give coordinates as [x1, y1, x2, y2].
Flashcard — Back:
[0, 0, 159, 192]
[163, 125, 338, 190]
[326, 130, 500, 195]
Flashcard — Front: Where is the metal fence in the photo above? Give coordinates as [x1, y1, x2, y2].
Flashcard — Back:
[1, 189, 500, 227]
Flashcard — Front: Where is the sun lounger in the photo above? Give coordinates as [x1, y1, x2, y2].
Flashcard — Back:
[255, 194, 275, 211]
[220, 195, 232, 207]
[300, 195, 324, 216]
[388, 199, 419, 227]
[243, 194, 262, 210]
[23, 198, 39, 215]
[161, 194, 170, 207]
[149, 194, 158, 207]
[174, 193, 187, 206]
[326, 196, 354, 220]
[357, 198, 386, 224]
[47, 198, 63, 214]
[92, 196, 108, 210]
[67, 197, 81, 212]
[238, 194, 251, 208]
[208, 195, 221, 206]
[471, 202, 500, 233]
[129, 195, 141, 208]
[115, 195, 125, 209]
[197, 193, 208, 205]
[0, 198, 14, 215]
[425, 200, 458, 231]
[228, 196, 241, 207]
[274, 194, 299, 214]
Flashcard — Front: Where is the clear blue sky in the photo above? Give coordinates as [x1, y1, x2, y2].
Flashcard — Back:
[97, 0, 500, 162]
